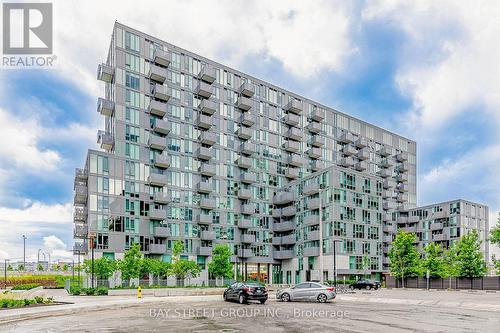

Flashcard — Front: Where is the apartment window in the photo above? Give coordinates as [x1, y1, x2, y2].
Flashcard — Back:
[368, 226, 379, 240]
[125, 53, 140, 72]
[125, 125, 140, 142]
[353, 225, 365, 238]
[125, 143, 139, 160]
[363, 179, 371, 194]
[125, 72, 140, 90]
[125, 31, 140, 52]
[334, 221, 347, 237]
[171, 53, 181, 69]
[340, 172, 355, 190]
[125, 107, 140, 125]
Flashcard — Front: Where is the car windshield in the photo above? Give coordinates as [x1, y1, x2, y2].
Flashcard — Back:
[245, 283, 264, 288]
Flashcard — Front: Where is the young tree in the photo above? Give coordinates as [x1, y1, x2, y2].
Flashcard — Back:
[169, 240, 201, 285]
[492, 255, 500, 275]
[119, 244, 143, 280]
[421, 243, 445, 278]
[37, 263, 44, 271]
[84, 257, 117, 280]
[388, 231, 421, 287]
[17, 264, 25, 272]
[7, 264, 13, 271]
[489, 212, 500, 248]
[141, 258, 171, 282]
[62, 264, 69, 272]
[208, 244, 233, 280]
[442, 242, 459, 278]
[455, 230, 487, 278]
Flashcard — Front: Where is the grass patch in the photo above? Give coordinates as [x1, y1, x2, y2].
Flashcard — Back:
[11, 283, 41, 290]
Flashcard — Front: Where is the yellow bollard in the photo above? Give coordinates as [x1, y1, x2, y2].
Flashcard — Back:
[137, 286, 142, 299]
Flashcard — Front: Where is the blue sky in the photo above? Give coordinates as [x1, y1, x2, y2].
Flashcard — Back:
[1, 0, 499, 261]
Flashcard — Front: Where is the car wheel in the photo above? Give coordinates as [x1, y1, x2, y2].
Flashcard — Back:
[374, 286, 379, 290]
[349, 285, 354, 290]
[281, 293, 291, 302]
[366, 286, 371, 290]
[260, 300, 266, 304]
[317, 294, 327, 303]
[238, 294, 247, 304]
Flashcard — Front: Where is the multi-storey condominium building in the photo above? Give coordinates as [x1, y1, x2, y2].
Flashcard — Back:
[73, 22, 486, 284]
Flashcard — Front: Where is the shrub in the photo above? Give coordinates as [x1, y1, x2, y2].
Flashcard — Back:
[70, 286, 82, 296]
[34, 296, 44, 304]
[83, 288, 96, 296]
[12, 283, 41, 290]
[96, 287, 108, 295]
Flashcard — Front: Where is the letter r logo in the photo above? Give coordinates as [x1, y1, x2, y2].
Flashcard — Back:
[2, 3, 53, 54]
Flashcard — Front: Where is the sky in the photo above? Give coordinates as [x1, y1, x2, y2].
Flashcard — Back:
[0, 0, 499, 262]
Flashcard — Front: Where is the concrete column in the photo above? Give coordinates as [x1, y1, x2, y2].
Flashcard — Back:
[244, 263, 247, 281]
[267, 263, 272, 284]
[257, 263, 261, 282]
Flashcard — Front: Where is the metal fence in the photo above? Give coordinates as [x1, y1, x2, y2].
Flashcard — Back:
[386, 276, 500, 290]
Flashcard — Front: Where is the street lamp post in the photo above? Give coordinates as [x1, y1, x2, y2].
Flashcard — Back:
[22, 235, 26, 268]
[4, 259, 9, 289]
[332, 239, 341, 288]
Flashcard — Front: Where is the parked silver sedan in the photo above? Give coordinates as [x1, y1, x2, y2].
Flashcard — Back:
[276, 282, 336, 303]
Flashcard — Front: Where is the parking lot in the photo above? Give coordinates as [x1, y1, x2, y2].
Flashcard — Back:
[1, 289, 499, 332]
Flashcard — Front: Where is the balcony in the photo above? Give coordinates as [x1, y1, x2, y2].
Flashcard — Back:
[282, 140, 300, 153]
[342, 144, 356, 156]
[378, 146, 393, 157]
[195, 81, 213, 99]
[432, 211, 446, 219]
[309, 198, 321, 210]
[196, 147, 212, 160]
[241, 204, 255, 215]
[239, 82, 255, 97]
[286, 127, 302, 141]
[97, 63, 114, 83]
[97, 98, 114, 117]
[197, 214, 212, 225]
[199, 131, 217, 146]
[236, 127, 253, 140]
[383, 213, 392, 222]
[379, 159, 394, 168]
[149, 100, 167, 117]
[200, 230, 216, 241]
[311, 160, 325, 171]
[304, 247, 320, 257]
[283, 168, 298, 181]
[402, 226, 417, 233]
[378, 169, 392, 178]
[198, 66, 216, 84]
[240, 234, 256, 243]
[73, 242, 88, 253]
[397, 193, 408, 202]
[240, 172, 257, 184]
[75, 168, 87, 181]
[238, 188, 252, 200]
[309, 108, 325, 122]
[149, 135, 166, 151]
[272, 221, 295, 232]
[148, 173, 168, 186]
[74, 225, 88, 239]
[197, 181, 212, 193]
[200, 198, 216, 210]
[396, 173, 408, 182]
[310, 135, 324, 147]
[303, 215, 319, 227]
[433, 234, 445, 241]
[382, 189, 392, 199]
[338, 157, 354, 167]
[154, 227, 170, 238]
[238, 217, 252, 228]
[384, 235, 393, 243]
[149, 65, 167, 84]
[273, 192, 295, 205]
[240, 142, 257, 156]
[282, 206, 296, 217]
[430, 222, 444, 231]
[288, 154, 304, 167]
[97, 130, 113, 150]
[154, 153, 170, 168]
[355, 161, 368, 171]
[272, 237, 282, 246]
[283, 113, 300, 126]
[383, 179, 396, 189]
[274, 250, 294, 260]
[236, 156, 252, 169]
[198, 99, 217, 115]
[198, 247, 213, 256]
[306, 122, 322, 134]
[281, 235, 296, 245]
[408, 215, 420, 223]
[397, 183, 409, 192]
[74, 206, 87, 221]
[383, 201, 396, 210]
[153, 48, 170, 67]
[153, 119, 171, 135]
[196, 114, 213, 130]
[240, 113, 256, 127]
[354, 137, 368, 148]
[337, 132, 354, 143]
[303, 183, 320, 196]
[307, 230, 320, 241]
[152, 84, 170, 102]
[396, 216, 408, 224]
[383, 225, 396, 233]
[397, 162, 409, 172]
[285, 100, 302, 114]
[238, 248, 253, 258]
[306, 147, 321, 159]
[396, 152, 408, 162]
[153, 192, 171, 204]
[149, 243, 166, 254]
[357, 148, 369, 160]
[150, 208, 167, 220]
[199, 163, 216, 177]
[236, 96, 252, 111]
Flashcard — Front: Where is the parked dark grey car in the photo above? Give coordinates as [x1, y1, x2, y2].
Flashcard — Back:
[276, 282, 336, 303]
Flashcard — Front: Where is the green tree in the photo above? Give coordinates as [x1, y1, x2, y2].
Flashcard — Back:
[489, 212, 500, 247]
[442, 242, 459, 277]
[7, 264, 13, 271]
[119, 244, 143, 280]
[421, 243, 445, 278]
[169, 240, 200, 285]
[84, 257, 117, 280]
[37, 263, 44, 271]
[141, 258, 170, 281]
[62, 264, 69, 272]
[455, 230, 487, 278]
[173, 240, 184, 258]
[52, 264, 60, 271]
[492, 255, 500, 275]
[17, 264, 25, 272]
[208, 244, 233, 279]
[388, 231, 421, 286]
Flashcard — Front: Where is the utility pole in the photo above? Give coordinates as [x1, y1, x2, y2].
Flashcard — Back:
[332, 239, 341, 288]
[4, 259, 9, 289]
[22, 235, 26, 268]
[319, 189, 323, 283]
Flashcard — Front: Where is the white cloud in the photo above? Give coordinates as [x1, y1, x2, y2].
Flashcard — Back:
[43, 235, 67, 251]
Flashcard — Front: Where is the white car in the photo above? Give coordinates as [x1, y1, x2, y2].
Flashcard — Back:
[276, 282, 336, 303]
